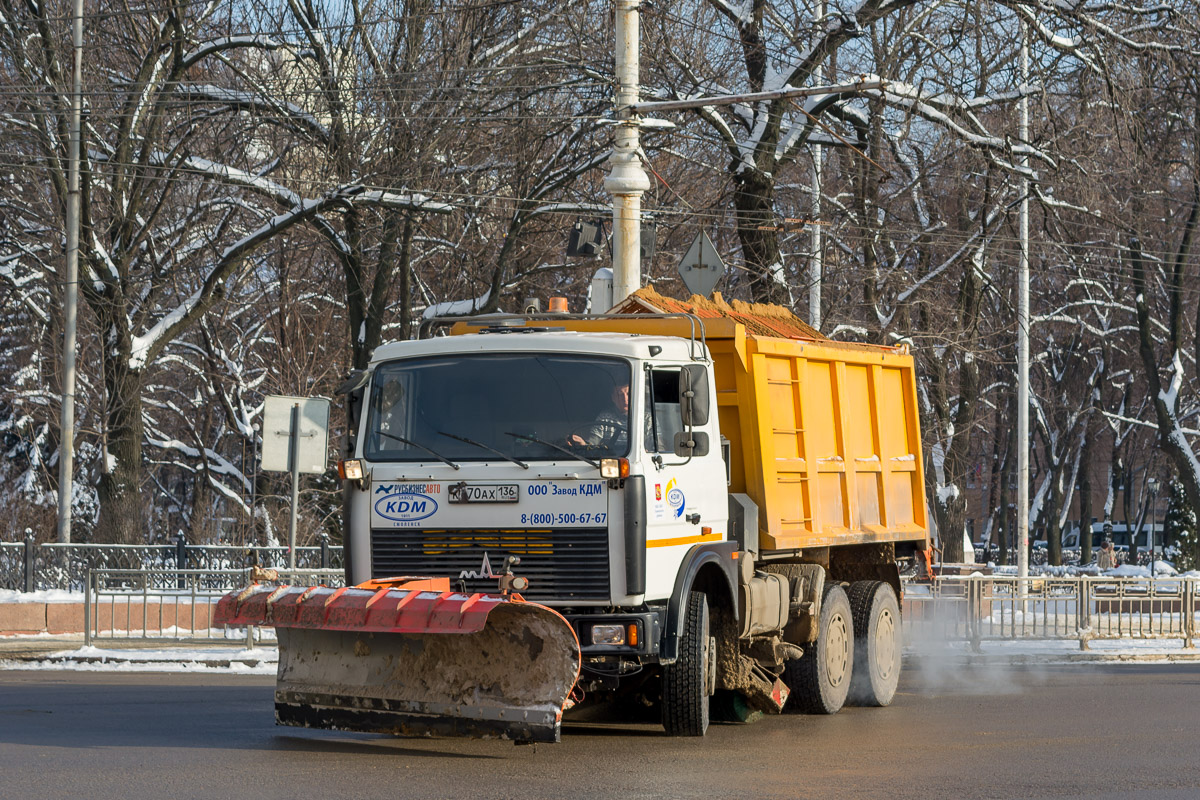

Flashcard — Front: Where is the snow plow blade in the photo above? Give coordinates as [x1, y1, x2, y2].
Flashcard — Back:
[214, 580, 581, 743]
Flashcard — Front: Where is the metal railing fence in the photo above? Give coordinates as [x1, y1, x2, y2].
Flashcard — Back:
[83, 567, 345, 646]
[0, 542, 26, 592]
[904, 575, 1199, 650]
[0, 535, 342, 593]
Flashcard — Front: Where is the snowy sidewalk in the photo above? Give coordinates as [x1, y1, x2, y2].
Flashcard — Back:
[0, 636, 277, 673]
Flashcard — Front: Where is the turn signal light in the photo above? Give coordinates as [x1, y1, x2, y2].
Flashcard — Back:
[338, 459, 364, 481]
[627, 623, 639, 647]
[600, 458, 630, 479]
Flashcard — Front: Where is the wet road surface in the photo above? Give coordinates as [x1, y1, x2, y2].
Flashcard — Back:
[1, 662, 1198, 799]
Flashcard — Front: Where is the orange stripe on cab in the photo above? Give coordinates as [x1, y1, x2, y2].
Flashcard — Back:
[646, 531, 725, 549]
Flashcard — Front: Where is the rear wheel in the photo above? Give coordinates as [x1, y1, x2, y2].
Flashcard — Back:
[783, 583, 853, 714]
[847, 580, 901, 707]
[662, 591, 711, 736]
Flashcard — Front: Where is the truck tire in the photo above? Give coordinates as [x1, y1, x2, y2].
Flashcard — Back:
[783, 583, 853, 715]
[661, 591, 711, 736]
[846, 580, 901, 707]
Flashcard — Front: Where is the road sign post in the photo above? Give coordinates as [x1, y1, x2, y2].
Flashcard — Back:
[262, 395, 331, 570]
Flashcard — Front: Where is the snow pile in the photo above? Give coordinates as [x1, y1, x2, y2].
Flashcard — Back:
[0, 589, 85, 604]
[1107, 562, 1178, 578]
[992, 564, 1094, 577]
[989, 562, 1181, 578]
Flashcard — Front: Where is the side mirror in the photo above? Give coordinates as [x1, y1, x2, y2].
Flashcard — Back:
[336, 370, 370, 454]
[679, 364, 710, 427]
[674, 431, 710, 458]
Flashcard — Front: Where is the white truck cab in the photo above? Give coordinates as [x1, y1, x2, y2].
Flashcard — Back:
[343, 327, 730, 672]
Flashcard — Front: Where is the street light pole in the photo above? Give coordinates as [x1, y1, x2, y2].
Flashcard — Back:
[809, 0, 826, 332]
[1016, 22, 1031, 592]
[606, 0, 651, 306]
[56, 0, 84, 544]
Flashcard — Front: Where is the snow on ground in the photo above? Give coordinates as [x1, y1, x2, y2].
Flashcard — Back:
[0, 588, 228, 603]
[0, 644, 277, 674]
[910, 637, 1197, 660]
[1, 626, 275, 642]
[981, 563, 1195, 578]
[0, 589, 85, 603]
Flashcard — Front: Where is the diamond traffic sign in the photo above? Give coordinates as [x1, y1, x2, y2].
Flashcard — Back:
[677, 230, 725, 297]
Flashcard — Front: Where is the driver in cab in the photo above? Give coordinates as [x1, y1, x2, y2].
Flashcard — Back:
[570, 382, 631, 450]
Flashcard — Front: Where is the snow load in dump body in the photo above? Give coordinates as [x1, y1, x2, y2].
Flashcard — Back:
[214, 582, 581, 743]
[455, 288, 929, 553]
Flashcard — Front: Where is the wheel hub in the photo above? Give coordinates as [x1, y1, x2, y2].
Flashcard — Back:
[875, 608, 896, 680]
[825, 612, 849, 687]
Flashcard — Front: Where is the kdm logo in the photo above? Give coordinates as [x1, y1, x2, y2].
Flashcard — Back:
[665, 479, 685, 518]
[374, 491, 438, 522]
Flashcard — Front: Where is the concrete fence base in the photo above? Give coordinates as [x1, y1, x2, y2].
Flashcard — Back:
[0, 602, 216, 636]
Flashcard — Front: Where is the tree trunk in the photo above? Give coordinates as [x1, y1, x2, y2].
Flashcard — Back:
[985, 409, 1005, 561]
[934, 491, 968, 563]
[96, 358, 146, 543]
[998, 390, 1019, 566]
[1079, 422, 1095, 566]
[733, 169, 788, 305]
[342, 210, 370, 370]
[1122, 462, 1138, 564]
[397, 215, 414, 341]
[1130, 236, 1200, 517]
[1046, 471, 1065, 567]
[996, 460, 1011, 567]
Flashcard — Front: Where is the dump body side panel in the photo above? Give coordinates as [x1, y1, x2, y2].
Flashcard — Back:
[734, 336, 927, 550]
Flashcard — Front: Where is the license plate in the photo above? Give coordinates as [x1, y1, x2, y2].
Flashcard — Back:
[448, 483, 520, 504]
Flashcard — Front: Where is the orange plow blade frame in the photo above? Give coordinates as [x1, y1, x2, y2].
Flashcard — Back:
[215, 580, 581, 743]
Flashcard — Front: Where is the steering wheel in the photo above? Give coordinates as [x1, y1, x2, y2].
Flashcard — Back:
[568, 419, 625, 448]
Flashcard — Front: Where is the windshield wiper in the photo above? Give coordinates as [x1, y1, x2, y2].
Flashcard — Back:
[503, 432, 601, 469]
[376, 431, 460, 470]
[438, 430, 529, 469]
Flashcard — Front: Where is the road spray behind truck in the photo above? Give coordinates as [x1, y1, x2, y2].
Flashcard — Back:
[216, 290, 929, 742]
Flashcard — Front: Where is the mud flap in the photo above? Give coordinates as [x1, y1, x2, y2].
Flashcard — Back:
[215, 585, 580, 743]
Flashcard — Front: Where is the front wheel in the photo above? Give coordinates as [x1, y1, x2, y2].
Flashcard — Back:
[783, 583, 853, 714]
[661, 591, 712, 736]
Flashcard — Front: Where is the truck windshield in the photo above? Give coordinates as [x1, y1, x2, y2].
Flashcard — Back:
[364, 354, 633, 462]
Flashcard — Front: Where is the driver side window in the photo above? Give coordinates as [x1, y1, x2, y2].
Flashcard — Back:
[645, 368, 684, 453]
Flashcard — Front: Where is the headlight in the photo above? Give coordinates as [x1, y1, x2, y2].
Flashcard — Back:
[591, 624, 626, 645]
[338, 459, 364, 480]
[600, 458, 630, 479]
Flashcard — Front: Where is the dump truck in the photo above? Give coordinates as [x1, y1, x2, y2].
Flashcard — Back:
[216, 290, 929, 742]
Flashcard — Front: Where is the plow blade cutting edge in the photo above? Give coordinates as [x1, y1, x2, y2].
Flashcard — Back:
[214, 582, 581, 743]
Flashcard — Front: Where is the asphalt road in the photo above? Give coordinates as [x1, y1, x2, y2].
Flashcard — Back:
[1, 662, 1198, 800]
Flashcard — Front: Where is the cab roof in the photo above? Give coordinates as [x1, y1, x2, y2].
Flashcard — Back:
[369, 329, 701, 366]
